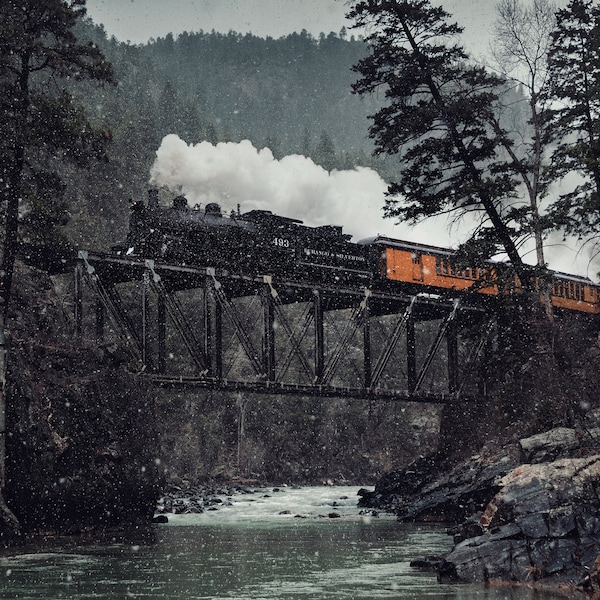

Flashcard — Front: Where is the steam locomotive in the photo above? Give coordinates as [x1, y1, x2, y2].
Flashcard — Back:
[120, 190, 372, 285]
[117, 190, 600, 314]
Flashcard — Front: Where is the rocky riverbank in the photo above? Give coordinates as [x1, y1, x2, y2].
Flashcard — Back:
[359, 418, 600, 596]
[154, 482, 270, 517]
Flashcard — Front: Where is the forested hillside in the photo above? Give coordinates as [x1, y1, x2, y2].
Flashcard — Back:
[65, 21, 388, 250]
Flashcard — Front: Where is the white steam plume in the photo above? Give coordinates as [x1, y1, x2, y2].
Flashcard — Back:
[149, 134, 452, 244]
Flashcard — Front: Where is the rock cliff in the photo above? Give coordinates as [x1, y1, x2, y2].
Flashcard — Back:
[1, 261, 163, 537]
[442, 455, 600, 586]
[361, 422, 600, 594]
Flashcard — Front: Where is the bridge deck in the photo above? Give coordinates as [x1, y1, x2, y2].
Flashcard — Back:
[148, 373, 458, 402]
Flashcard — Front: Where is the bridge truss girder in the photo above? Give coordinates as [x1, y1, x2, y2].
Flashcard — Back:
[74, 252, 492, 401]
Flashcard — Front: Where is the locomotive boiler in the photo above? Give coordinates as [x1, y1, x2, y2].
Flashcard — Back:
[119, 190, 372, 286]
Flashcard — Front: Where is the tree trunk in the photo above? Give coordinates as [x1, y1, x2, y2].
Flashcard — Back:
[0, 144, 25, 538]
[0, 319, 21, 537]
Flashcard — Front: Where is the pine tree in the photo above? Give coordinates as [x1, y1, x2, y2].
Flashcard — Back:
[545, 0, 600, 237]
[314, 131, 337, 172]
[0, 0, 114, 305]
[0, 0, 114, 535]
[158, 80, 179, 137]
[347, 0, 531, 285]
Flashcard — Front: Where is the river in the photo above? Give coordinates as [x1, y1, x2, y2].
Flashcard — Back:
[0, 486, 568, 599]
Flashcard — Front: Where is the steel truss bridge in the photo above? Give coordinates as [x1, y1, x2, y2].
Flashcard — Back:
[74, 251, 494, 402]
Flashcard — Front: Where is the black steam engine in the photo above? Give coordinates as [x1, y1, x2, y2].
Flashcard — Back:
[118, 190, 372, 285]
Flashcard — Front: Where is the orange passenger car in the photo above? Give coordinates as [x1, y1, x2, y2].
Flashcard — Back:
[362, 236, 600, 314]
[550, 273, 600, 314]
[366, 237, 498, 295]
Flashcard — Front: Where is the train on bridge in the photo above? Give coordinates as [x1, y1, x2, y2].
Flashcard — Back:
[115, 190, 600, 314]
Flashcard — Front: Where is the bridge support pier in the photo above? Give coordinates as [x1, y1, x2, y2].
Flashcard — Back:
[142, 272, 151, 367]
[363, 294, 372, 389]
[313, 292, 324, 384]
[262, 284, 276, 382]
[95, 298, 105, 343]
[157, 292, 166, 374]
[447, 318, 459, 394]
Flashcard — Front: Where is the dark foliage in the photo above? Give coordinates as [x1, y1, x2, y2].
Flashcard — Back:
[4, 261, 163, 534]
[545, 0, 600, 238]
[0, 0, 114, 301]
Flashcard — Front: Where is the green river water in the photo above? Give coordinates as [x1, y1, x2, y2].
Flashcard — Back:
[0, 486, 568, 599]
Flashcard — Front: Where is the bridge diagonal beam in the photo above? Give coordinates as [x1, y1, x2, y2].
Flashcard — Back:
[274, 304, 314, 382]
[146, 262, 209, 375]
[321, 289, 371, 386]
[370, 296, 417, 389]
[77, 252, 146, 366]
[456, 317, 495, 398]
[413, 298, 461, 393]
[263, 276, 314, 382]
[209, 270, 265, 378]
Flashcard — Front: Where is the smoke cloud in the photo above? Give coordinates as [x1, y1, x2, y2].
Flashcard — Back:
[149, 134, 455, 244]
[149, 134, 598, 279]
